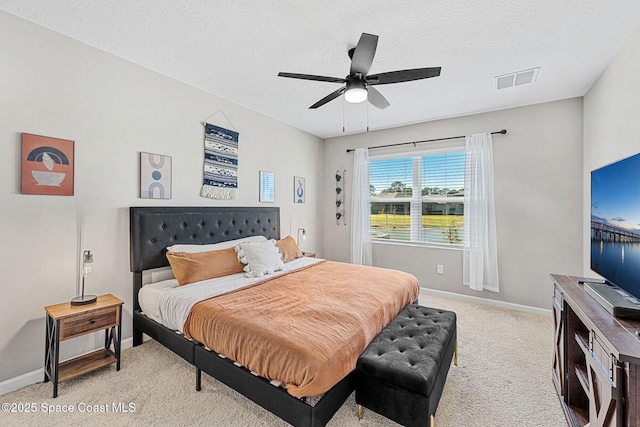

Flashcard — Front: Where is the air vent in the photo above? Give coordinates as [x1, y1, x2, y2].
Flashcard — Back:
[495, 67, 540, 90]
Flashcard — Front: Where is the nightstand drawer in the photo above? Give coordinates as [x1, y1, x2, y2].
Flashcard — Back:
[59, 306, 118, 340]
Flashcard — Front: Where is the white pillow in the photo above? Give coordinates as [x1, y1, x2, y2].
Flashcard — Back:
[235, 240, 285, 277]
[167, 235, 267, 253]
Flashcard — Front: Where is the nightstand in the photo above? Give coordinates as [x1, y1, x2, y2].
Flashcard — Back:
[44, 294, 123, 397]
[302, 251, 316, 258]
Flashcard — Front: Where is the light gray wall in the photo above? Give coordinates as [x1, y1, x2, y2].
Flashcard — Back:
[0, 12, 322, 383]
[323, 98, 584, 310]
[583, 24, 640, 274]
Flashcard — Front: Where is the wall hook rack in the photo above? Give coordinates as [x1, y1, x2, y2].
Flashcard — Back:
[335, 170, 346, 225]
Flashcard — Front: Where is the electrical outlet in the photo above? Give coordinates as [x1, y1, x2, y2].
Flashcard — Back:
[437, 264, 444, 274]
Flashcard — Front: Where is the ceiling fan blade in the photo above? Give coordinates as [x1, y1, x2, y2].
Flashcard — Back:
[350, 33, 378, 77]
[278, 72, 346, 84]
[309, 87, 346, 109]
[367, 86, 390, 109]
[367, 67, 441, 85]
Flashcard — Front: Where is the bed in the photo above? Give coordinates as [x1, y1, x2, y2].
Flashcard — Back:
[129, 206, 418, 426]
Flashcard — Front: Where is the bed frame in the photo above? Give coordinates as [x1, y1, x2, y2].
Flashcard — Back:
[129, 206, 355, 427]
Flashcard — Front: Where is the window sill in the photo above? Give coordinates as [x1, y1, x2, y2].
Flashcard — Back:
[371, 239, 463, 251]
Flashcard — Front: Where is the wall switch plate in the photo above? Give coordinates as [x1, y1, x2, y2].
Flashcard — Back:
[437, 264, 444, 274]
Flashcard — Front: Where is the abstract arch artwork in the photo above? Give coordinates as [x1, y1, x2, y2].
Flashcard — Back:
[140, 152, 172, 199]
[21, 133, 74, 196]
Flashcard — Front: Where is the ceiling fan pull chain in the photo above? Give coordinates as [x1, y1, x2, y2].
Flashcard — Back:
[366, 101, 370, 132]
[343, 98, 346, 133]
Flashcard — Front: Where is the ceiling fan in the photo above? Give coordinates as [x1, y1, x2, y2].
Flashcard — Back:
[278, 33, 441, 110]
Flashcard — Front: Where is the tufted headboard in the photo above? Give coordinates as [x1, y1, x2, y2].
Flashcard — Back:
[129, 206, 280, 310]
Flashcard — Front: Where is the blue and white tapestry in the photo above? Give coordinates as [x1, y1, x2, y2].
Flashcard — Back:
[201, 123, 239, 200]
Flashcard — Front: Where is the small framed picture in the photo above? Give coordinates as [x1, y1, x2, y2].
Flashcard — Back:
[259, 171, 275, 203]
[21, 133, 75, 196]
[140, 152, 172, 199]
[294, 176, 305, 203]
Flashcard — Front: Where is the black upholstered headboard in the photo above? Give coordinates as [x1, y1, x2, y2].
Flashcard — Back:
[129, 206, 280, 310]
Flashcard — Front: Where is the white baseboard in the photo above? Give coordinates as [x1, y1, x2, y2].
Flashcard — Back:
[420, 287, 552, 316]
[0, 368, 44, 396]
[0, 337, 133, 396]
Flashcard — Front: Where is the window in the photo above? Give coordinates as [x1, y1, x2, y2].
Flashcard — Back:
[369, 150, 465, 245]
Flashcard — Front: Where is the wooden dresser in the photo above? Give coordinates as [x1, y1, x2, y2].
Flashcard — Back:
[552, 274, 640, 426]
[44, 294, 123, 397]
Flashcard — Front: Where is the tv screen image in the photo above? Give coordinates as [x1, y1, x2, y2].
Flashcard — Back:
[591, 152, 640, 299]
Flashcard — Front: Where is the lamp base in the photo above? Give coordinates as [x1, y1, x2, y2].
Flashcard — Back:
[71, 295, 97, 306]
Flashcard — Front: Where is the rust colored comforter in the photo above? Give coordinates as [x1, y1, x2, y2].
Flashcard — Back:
[183, 260, 419, 397]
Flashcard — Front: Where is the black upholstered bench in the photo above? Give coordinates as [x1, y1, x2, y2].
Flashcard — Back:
[355, 304, 457, 427]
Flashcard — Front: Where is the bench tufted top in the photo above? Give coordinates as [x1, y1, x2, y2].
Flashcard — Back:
[356, 304, 457, 397]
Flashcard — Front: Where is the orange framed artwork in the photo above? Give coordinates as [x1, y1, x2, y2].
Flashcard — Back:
[21, 133, 74, 196]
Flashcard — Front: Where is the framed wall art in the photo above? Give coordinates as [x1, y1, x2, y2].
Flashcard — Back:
[259, 171, 275, 203]
[140, 152, 172, 199]
[21, 133, 74, 196]
[294, 176, 305, 203]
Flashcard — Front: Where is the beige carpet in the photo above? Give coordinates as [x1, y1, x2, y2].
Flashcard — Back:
[1, 291, 568, 427]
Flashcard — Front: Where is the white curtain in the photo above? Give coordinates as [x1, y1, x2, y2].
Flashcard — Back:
[463, 133, 499, 292]
[351, 148, 372, 266]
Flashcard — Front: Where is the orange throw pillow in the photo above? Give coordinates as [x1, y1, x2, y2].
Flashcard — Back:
[275, 235, 303, 262]
[166, 247, 245, 286]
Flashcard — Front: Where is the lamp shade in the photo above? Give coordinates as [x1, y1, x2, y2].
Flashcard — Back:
[82, 250, 93, 277]
[297, 228, 306, 244]
[71, 250, 97, 306]
[344, 80, 368, 103]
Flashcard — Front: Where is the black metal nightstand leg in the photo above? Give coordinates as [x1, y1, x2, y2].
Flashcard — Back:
[116, 310, 122, 370]
[105, 327, 112, 350]
[52, 319, 60, 398]
[44, 315, 51, 383]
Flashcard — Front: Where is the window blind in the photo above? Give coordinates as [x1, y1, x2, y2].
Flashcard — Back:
[369, 151, 465, 245]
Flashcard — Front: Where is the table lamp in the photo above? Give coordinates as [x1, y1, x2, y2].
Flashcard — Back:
[71, 250, 97, 306]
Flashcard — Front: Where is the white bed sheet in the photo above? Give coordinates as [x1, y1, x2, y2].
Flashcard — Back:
[139, 256, 322, 332]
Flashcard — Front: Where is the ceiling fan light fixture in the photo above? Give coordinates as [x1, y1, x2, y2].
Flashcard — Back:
[278, 33, 441, 109]
[344, 80, 368, 103]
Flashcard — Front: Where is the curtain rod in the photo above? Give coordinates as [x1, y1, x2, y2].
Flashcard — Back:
[345, 129, 507, 153]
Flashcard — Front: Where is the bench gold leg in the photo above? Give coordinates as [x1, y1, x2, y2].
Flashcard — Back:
[430, 414, 435, 427]
[357, 404, 363, 420]
[454, 341, 458, 366]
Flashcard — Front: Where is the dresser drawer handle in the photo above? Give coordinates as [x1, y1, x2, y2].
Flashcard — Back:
[90, 318, 96, 324]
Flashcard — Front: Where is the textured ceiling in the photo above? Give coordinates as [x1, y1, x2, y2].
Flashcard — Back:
[1, 1, 640, 139]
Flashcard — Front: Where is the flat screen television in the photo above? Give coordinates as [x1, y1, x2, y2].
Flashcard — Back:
[591, 151, 640, 301]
